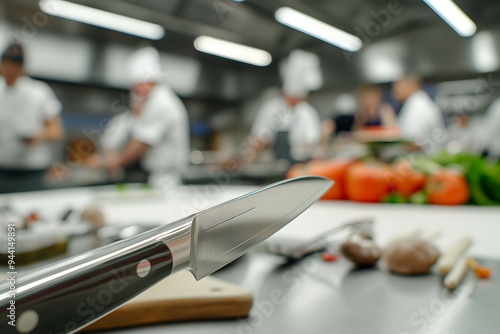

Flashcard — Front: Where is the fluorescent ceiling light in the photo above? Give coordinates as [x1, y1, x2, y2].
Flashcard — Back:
[194, 36, 272, 66]
[275, 7, 362, 52]
[361, 44, 404, 82]
[472, 32, 499, 72]
[39, 0, 165, 40]
[423, 0, 476, 37]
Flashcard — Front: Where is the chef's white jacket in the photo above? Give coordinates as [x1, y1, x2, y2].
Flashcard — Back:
[103, 84, 190, 181]
[102, 112, 134, 152]
[251, 96, 321, 161]
[0, 76, 62, 169]
[470, 98, 500, 159]
[398, 91, 445, 144]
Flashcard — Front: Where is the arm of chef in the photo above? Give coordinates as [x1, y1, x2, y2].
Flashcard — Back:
[472, 99, 500, 157]
[290, 105, 321, 158]
[399, 104, 426, 142]
[299, 105, 322, 145]
[117, 106, 168, 167]
[399, 101, 443, 144]
[101, 113, 132, 151]
[244, 99, 280, 162]
[43, 116, 64, 141]
[31, 83, 64, 143]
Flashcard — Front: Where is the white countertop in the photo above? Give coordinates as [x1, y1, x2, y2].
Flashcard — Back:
[2, 184, 499, 259]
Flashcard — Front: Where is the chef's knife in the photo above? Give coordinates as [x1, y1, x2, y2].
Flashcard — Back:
[0, 176, 332, 334]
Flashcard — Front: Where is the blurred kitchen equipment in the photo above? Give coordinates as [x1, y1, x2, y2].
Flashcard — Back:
[0, 205, 100, 265]
[260, 217, 374, 259]
[97, 223, 161, 243]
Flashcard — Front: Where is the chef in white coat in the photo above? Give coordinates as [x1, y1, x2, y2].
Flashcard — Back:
[0, 42, 64, 193]
[89, 46, 190, 186]
[392, 75, 445, 144]
[469, 98, 500, 161]
[246, 50, 322, 165]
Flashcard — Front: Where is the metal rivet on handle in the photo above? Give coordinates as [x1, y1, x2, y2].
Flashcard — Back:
[136, 259, 151, 278]
[16, 310, 39, 333]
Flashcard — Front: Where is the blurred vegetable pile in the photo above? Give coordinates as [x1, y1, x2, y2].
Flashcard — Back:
[287, 152, 500, 206]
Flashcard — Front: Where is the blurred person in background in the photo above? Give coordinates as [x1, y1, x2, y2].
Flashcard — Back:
[392, 75, 445, 143]
[0, 42, 64, 193]
[354, 84, 396, 129]
[319, 94, 357, 158]
[468, 98, 500, 162]
[87, 46, 190, 187]
[244, 50, 322, 165]
[446, 113, 482, 154]
[319, 86, 397, 158]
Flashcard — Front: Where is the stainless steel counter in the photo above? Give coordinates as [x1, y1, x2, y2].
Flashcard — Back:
[95, 251, 500, 334]
[1, 186, 499, 334]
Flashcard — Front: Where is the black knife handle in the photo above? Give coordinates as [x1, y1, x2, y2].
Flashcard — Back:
[0, 241, 173, 334]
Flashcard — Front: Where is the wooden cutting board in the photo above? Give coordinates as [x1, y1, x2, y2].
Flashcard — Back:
[82, 270, 253, 332]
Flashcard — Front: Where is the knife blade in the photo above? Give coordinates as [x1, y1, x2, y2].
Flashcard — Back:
[0, 176, 332, 334]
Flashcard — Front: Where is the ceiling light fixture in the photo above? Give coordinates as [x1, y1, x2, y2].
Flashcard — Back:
[422, 0, 476, 37]
[39, 0, 165, 40]
[275, 7, 362, 52]
[472, 31, 499, 72]
[194, 36, 272, 66]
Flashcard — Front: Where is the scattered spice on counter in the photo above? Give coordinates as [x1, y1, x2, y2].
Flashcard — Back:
[322, 252, 340, 262]
[468, 258, 493, 279]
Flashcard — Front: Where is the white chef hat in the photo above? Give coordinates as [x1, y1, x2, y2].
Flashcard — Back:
[128, 46, 163, 86]
[333, 94, 357, 115]
[281, 49, 323, 97]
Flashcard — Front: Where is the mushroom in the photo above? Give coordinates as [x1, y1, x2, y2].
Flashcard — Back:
[340, 233, 381, 267]
[383, 238, 440, 275]
[81, 206, 105, 230]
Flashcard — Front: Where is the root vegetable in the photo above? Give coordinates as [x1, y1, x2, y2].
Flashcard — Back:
[81, 206, 105, 230]
[444, 256, 470, 290]
[437, 237, 473, 275]
[383, 238, 440, 275]
[340, 233, 381, 267]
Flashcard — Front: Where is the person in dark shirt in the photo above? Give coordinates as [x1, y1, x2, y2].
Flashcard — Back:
[354, 84, 396, 129]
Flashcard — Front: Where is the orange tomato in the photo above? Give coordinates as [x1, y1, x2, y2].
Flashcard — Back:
[345, 162, 393, 203]
[392, 159, 426, 198]
[427, 170, 470, 205]
[287, 160, 353, 200]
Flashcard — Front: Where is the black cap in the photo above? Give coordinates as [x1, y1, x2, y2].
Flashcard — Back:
[1, 42, 24, 64]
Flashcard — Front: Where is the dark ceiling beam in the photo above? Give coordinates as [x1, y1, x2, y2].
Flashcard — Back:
[171, 0, 187, 17]
[83, 0, 273, 50]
